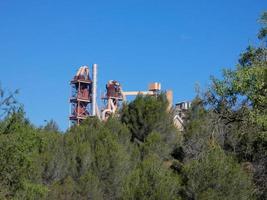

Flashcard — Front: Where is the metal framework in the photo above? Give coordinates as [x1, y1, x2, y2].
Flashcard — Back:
[101, 80, 123, 121]
[69, 66, 92, 126]
[101, 81, 163, 121]
[68, 65, 189, 130]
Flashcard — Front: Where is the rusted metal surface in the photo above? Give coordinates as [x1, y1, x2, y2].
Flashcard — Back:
[69, 66, 92, 126]
[101, 80, 123, 121]
[68, 66, 191, 129]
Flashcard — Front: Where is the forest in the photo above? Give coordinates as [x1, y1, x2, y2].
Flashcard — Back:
[0, 12, 266, 200]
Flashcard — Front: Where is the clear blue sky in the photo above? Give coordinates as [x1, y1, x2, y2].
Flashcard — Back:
[0, 0, 266, 130]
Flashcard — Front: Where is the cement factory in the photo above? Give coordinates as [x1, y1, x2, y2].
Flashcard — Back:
[69, 64, 191, 130]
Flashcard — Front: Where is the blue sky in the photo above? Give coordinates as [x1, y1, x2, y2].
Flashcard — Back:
[0, 0, 266, 130]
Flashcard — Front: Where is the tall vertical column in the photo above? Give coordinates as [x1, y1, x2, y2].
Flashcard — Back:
[166, 90, 173, 111]
[69, 66, 91, 126]
[92, 64, 97, 116]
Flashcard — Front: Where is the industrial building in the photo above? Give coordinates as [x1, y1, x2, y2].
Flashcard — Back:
[173, 101, 192, 130]
[69, 64, 191, 129]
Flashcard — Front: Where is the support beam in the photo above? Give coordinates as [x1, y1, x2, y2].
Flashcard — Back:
[122, 91, 154, 96]
[92, 64, 97, 116]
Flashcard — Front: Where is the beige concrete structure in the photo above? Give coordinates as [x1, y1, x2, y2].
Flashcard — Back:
[173, 101, 191, 131]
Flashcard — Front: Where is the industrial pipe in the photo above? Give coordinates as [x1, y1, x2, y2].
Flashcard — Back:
[102, 109, 112, 121]
[92, 64, 97, 116]
[122, 91, 154, 96]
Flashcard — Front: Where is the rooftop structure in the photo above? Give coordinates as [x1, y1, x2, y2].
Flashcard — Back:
[173, 101, 192, 130]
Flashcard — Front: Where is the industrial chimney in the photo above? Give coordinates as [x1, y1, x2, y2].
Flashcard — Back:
[92, 64, 97, 116]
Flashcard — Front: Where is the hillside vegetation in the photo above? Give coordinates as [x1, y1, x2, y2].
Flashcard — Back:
[0, 12, 266, 200]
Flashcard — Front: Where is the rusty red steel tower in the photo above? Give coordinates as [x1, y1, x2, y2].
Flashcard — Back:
[69, 66, 92, 125]
[101, 80, 123, 120]
[68, 64, 177, 126]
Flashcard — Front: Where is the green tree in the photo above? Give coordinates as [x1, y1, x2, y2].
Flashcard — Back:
[38, 132, 66, 184]
[65, 118, 131, 199]
[121, 94, 176, 142]
[77, 171, 103, 200]
[122, 154, 181, 200]
[47, 176, 77, 200]
[202, 12, 267, 199]
[141, 131, 172, 160]
[121, 94, 179, 162]
[183, 146, 255, 200]
[0, 110, 47, 199]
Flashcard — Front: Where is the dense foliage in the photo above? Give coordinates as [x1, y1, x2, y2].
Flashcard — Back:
[0, 12, 266, 200]
[0, 97, 182, 200]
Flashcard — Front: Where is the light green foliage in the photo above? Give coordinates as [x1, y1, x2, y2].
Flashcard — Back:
[77, 171, 103, 200]
[141, 131, 171, 160]
[122, 155, 181, 200]
[38, 132, 66, 183]
[47, 176, 77, 200]
[105, 117, 131, 147]
[184, 147, 255, 200]
[234, 65, 267, 128]
[14, 180, 48, 200]
[178, 12, 267, 200]
[0, 110, 48, 199]
[200, 13, 267, 199]
[90, 126, 130, 199]
[63, 118, 132, 199]
[0, 95, 182, 200]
